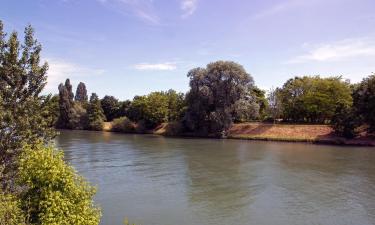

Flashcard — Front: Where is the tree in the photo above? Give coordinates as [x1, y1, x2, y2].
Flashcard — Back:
[75, 82, 88, 103]
[0, 20, 100, 225]
[116, 100, 132, 118]
[251, 86, 268, 120]
[266, 87, 283, 122]
[0, 21, 54, 189]
[42, 94, 60, 127]
[331, 103, 358, 138]
[184, 61, 259, 136]
[166, 89, 186, 122]
[277, 76, 352, 123]
[87, 93, 105, 130]
[57, 79, 88, 129]
[101, 95, 120, 121]
[353, 74, 375, 132]
[57, 79, 74, 128]
[128, 92, 169, 128]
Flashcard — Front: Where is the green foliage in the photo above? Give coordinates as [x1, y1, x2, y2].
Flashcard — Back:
[331, 104, 358, 138]
[266, 87, 283, 122]
[87, 93, 105, 130]
[68, 103, 89, 130]
[165, 89, 186, 122]
[128, 90, 185, 129]
[251, 86, 268, 120]
[353, 74, 375, 132]
[58, 79, 89, 130]
[0, 192, 26, 225]
[18, 143, 101, 225]
[57, 79, 75, 128]
[111, 117, 135, 133]
[101, 95, 120, 122]
[184, 61, 259, 136]
[277, 76, 352, 123]
[75, 82, 88, 103]
[42, 95, 60, 127]
[0, 21, 55, 189]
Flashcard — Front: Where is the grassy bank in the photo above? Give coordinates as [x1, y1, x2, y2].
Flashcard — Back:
[103, 122, 375, 146]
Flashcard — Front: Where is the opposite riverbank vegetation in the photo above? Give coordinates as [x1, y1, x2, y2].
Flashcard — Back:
[50, 66, 375, 146]
[101, 121, 375, 146]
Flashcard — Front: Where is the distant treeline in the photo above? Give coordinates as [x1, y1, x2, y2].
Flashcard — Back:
[46, 61, 375, 139]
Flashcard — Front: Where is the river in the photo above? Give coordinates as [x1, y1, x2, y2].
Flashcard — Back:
[55, 130, 375, 225]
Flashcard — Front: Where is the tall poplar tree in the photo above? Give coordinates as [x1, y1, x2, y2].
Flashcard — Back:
[0, 21, 54, 189]
[75, 82, 88, 103]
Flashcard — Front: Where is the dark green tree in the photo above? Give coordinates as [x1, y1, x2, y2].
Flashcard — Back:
[57, 79, 87, 129]
[353, 74, 375, 132]
[75, 82, 88, 103]
[184, 61, 259, 136]
[57, 79, 74, 128]
[42, 94, 60, 127]
[0, 21, 54, 189]
[100, 95, 120, 121]
[87, 93, 105, 130]
[331, 103, 358, 138]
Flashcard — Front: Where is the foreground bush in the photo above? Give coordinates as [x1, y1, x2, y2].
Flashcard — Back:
[0, 192, 26, 225]
[111, 117, 136, 133]
[18, 144, 101, 225]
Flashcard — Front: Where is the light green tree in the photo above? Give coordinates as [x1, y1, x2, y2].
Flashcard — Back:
[18, 144, 101, 225]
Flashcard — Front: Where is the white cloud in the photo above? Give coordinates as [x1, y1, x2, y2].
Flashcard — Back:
[134, 62, 177, 71]
[287, 38, 375, 64]
[45, 58, 104, 93]
[181, 0, 198, 18]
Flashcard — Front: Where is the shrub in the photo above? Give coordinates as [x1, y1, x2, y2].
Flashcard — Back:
[111, 117, 135, 133]
[18, 143, 101, 225]
[0, 192, 26, 225]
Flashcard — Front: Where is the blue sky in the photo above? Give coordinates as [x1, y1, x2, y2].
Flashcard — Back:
[1, 0, 375, 100]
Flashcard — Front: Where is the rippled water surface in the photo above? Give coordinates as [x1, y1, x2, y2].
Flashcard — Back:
[55, 130, 375, 225]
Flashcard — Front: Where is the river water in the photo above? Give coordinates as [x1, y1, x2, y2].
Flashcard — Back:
[55, 130, 375, 225]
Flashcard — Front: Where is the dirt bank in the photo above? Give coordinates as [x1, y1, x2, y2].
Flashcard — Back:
[103, 122, 375, 146]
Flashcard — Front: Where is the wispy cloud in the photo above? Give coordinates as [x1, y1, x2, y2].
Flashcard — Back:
[253, 0, 319, 19]
[181, 0, 198, 18]
[97, 0, 160, 25]
[287, 38, 375, 64]
[133, 62, 177, 71]
[45, 58, 105, 92]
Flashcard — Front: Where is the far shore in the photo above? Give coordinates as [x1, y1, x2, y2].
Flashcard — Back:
[100, 122, 375, 147]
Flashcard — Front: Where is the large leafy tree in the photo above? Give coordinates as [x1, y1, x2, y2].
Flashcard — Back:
[0, 21, 55, 189]
[278, 76, 352, 123]
[184, 61, 259, 136]
[127, 90, 185, 129]
[128, 92, 169, 128]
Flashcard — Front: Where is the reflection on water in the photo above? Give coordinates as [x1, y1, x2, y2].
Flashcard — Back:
[55, 130, 375, 225]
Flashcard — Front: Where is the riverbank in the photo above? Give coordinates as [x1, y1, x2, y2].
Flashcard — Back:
[102, 122, 375, 146]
